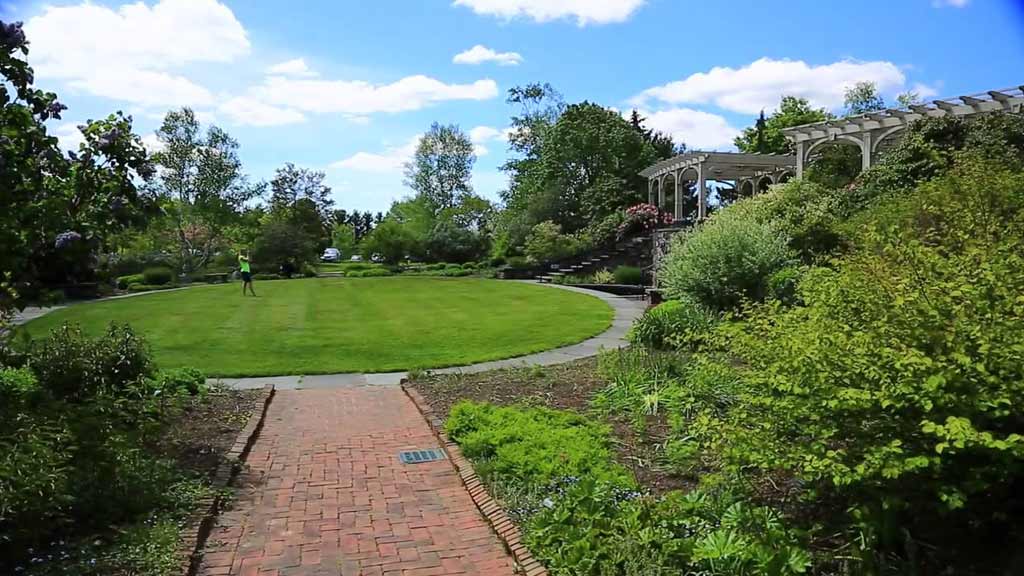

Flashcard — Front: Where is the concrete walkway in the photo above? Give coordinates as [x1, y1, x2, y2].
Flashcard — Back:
[213, 284, 646, 390]
[199, 387, 517, 576]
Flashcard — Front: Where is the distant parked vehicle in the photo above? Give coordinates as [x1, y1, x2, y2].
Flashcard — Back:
[370, 253, 384, 263]
[321, 248, 341, 262]
[350, 254, 363, 262]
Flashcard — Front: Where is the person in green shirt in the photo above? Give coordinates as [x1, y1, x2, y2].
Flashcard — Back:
[238, 250, 256, 296]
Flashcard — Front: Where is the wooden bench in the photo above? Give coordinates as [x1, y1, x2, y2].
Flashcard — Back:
[203, 273, 230, 284]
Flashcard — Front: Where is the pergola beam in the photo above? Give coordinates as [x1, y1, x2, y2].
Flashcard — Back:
[782, 83, 1024, 178]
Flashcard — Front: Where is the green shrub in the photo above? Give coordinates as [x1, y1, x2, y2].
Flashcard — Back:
[584, 211, 628, 246]
[445, 401, 631, 488]
[127, 283, 176, 293]
[156, 367, 207, 396]
[1, 324, 202, 568]
[766, 265, 802, 305]
[591, 269, 614, 284]
[489, 255, 506, 267]
[627, 298, 717, 350]
[506, 256, 530, 269]
[26, 322, 154, 401]
[697, 162, 1024, 571]
[612, 265, 643, 285]
[751, 179, 843, 259]
[252, 273, 280, 280]
[346, 268, 395, 278]
[439, 268, 471, 277]
[343, 262, 374, 271]
[461, 262, 478, 270]
[525, 221, 585, 263]
[301, 263, 317, 277]
[658, 202, 794, 311]
[117, 273, 145, 289]
[141, 267, 173, 286]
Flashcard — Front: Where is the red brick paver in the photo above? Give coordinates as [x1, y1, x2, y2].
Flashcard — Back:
[199, 388, 516, 576]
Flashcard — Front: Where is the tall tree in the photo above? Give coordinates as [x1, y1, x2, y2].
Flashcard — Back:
[734, 96, 831, 154]
[403, 123, 476, 213]
[501, 83, 565, 213]
[844, 81, 886, 115]
[538, 102, 662, 231]
[897, 90, 922, 108]
[628, 109, 681, 159]
[150, 108, 261, 272]
[269, 163, 333, 219]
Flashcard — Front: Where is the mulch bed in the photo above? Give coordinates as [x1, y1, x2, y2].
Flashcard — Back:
[159, 385, 263, 478]
[411, 359, 689, 494]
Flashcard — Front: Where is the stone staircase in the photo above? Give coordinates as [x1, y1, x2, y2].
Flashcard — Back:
[537, 235, 651, 284]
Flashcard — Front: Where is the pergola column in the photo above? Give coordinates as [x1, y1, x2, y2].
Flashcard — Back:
[648, 178, 655, 205]
[861, 132, 872, 171]
[697, 164, 707, 220]
[795, 141, 805, 178]
[673, 170, 683, 220]
[657, 175, 666, 210]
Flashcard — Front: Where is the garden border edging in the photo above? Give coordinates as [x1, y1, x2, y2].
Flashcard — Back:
[177, 383, 275, 576]
[401, 381, 549, 576]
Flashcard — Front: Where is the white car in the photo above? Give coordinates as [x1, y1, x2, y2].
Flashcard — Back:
[321, 248, 341, 262]
[350, 254, 363, 262]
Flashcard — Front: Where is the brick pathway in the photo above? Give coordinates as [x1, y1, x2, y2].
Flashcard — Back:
[199, 388, 516, 576]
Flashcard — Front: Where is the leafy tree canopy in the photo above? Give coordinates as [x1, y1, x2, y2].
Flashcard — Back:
[403, 122, 475, 214]
[844, 80, 886, 115]
[734, 96, 831, 155]
[149, 108, 262, 272]
[1, 21, 154, 311]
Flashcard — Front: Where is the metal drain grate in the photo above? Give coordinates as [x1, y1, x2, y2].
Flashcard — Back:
[398, 449, 446, 464]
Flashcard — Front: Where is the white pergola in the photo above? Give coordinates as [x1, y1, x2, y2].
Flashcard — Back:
[640, 151, 795, 220]
[783, 85, 1024, 177]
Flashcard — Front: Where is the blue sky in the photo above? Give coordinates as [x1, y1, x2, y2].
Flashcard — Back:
[3, 0, 1022, 212]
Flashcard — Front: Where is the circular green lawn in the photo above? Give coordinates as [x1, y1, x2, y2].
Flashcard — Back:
[22, 277, 613, 377]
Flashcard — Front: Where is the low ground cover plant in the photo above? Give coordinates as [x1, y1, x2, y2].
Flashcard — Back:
[445, 401, 810, 575]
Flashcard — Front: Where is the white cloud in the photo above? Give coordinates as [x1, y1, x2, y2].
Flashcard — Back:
[469, 125, 502, 142]
[635, 108, 740, 150]
[634, 57, 907, 114]
[69, 68, 215, 108]
[25, 0, 249, 107]
[252, 75, 498, 115]
[453, 0, 645, 25]
[453, 45, 523, 66]
[218, 96, 307, 126]
[141, 133, 166, 154]
[331, 136, 422, 173]
[266, 58, 318, 77]
[910, 82, 939, 99]
[53, 123, 85, 152]
[468, 125, 510, 156]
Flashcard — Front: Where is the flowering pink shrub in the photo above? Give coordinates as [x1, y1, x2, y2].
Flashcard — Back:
[617, 203, 674, 237]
